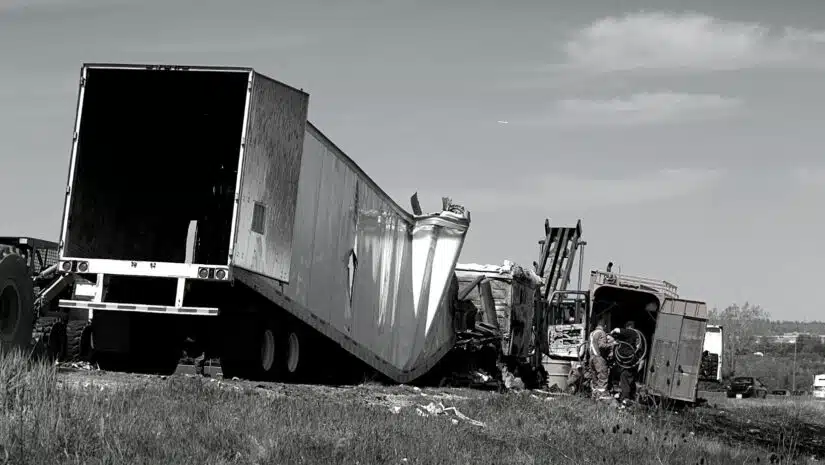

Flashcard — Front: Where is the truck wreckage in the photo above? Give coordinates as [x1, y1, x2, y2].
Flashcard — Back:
[442, 219, 709, 405]
[0, 63, 710, 407]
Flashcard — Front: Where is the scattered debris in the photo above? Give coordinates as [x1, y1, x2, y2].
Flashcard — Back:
[414, 401, 486, 427]
[59, 361, 95, 371]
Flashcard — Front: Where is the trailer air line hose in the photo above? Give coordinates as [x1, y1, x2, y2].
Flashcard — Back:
[613, 328, 647, 370]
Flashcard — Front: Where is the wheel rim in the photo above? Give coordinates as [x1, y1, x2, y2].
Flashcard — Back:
[287, 332, 300, 373]
[0, 282, 20, 340]
[260, 329, 276, 371]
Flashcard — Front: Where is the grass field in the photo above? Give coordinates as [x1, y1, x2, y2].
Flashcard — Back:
[1, 351, 823, 465]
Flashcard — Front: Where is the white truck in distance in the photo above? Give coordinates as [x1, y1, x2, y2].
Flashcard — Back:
[55, 63, 471, 383]
[814, 374, 825, 399]
[701, 325, 724, 383]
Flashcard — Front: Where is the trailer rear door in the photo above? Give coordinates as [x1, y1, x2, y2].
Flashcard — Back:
[668, 299, 708, 402]
[645, 300, 683, 398]
[645, 298, 708, 402]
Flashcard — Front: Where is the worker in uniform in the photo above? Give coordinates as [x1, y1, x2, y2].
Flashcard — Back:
[589, 321, 615, 401]
[611, 320, 641, 406]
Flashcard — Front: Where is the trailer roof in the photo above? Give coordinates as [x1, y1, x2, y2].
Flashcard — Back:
[82, 62, 253, 74]
[80, 63, 310, 98]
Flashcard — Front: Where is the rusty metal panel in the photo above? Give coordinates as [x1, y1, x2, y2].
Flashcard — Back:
[645, 312, 683, 397]
[669, 317, 706, 402]
[233, 72, 309, 282]
[507, 281, 535, 357]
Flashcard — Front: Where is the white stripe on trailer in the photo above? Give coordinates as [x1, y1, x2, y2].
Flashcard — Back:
[59, 299, 219, 316]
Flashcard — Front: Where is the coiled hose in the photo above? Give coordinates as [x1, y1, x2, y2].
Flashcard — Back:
[613, 328, 647, 369]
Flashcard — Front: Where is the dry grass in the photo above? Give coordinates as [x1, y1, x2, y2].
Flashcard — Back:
[0, 351, 820, 465]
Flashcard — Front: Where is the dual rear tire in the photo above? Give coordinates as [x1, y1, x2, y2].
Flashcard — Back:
[219, 314, 313, 383]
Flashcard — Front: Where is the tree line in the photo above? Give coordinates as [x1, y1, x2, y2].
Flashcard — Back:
[707, 302, 825, 379]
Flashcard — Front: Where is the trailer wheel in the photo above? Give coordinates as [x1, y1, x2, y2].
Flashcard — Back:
[283, 324, 318, 383]
[0, 254, 34, 355]
[286, 330, 301, 374]
[261, 328, 277, 373]
[220, 316, 282, 381]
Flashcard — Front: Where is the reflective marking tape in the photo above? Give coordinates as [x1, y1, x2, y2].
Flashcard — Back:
[59, 300, 218, 316]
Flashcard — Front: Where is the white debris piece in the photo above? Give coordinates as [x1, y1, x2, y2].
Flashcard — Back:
[414, 402, 486, 427]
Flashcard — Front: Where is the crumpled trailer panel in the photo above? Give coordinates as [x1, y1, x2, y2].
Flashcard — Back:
[237, 124, 470, 383]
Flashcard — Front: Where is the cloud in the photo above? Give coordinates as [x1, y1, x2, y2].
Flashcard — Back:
[562, 12, 825, 73]
[404, 168, 724, 214]
[519, 92, 741, 127]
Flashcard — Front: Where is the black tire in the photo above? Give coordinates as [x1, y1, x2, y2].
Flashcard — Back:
[31, 317, 68, 362]
[65, 320, 90, 361]
[283, 322, 319, 383]
[220, 316, 282, 381]
[0, 254, 34, 355]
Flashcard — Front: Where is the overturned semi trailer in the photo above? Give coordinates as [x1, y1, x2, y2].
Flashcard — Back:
[54, 63, 470, 383]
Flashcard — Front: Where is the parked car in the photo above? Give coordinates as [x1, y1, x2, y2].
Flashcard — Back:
[725, 376, 768, 399]
[771, 389, 791, 396]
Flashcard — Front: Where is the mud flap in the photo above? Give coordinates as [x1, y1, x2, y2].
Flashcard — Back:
[0, 254, 35, 354]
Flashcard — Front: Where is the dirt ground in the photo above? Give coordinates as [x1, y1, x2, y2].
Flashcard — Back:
[55, 364, 825, 460]
[690, 392, 825, 458]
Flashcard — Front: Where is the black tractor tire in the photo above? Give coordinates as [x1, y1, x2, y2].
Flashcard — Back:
[31, 317, 68, 362]
[65, 320, 91, 362]
[0, 254, 35, 355]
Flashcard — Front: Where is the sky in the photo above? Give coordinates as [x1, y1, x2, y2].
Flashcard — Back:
[1, 0, 824, 320]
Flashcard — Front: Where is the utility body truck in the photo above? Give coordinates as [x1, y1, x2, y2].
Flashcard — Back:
[547, 267, 709, 403]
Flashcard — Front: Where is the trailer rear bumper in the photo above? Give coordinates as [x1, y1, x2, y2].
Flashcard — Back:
[57, 258, 231, 281]
[59, 299, 219, 316]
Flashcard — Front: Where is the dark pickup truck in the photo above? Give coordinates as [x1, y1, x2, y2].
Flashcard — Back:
[726, 376, 768, 399]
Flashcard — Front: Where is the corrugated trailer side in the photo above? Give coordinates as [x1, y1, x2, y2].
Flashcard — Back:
[235, 123, 469, 383]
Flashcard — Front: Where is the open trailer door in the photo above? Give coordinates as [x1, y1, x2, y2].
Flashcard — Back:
[668, 299, 708, 402]
[645, 298, 708, 402]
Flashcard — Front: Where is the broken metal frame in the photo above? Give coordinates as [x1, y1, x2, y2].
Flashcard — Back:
[533, 219, 582, 301]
